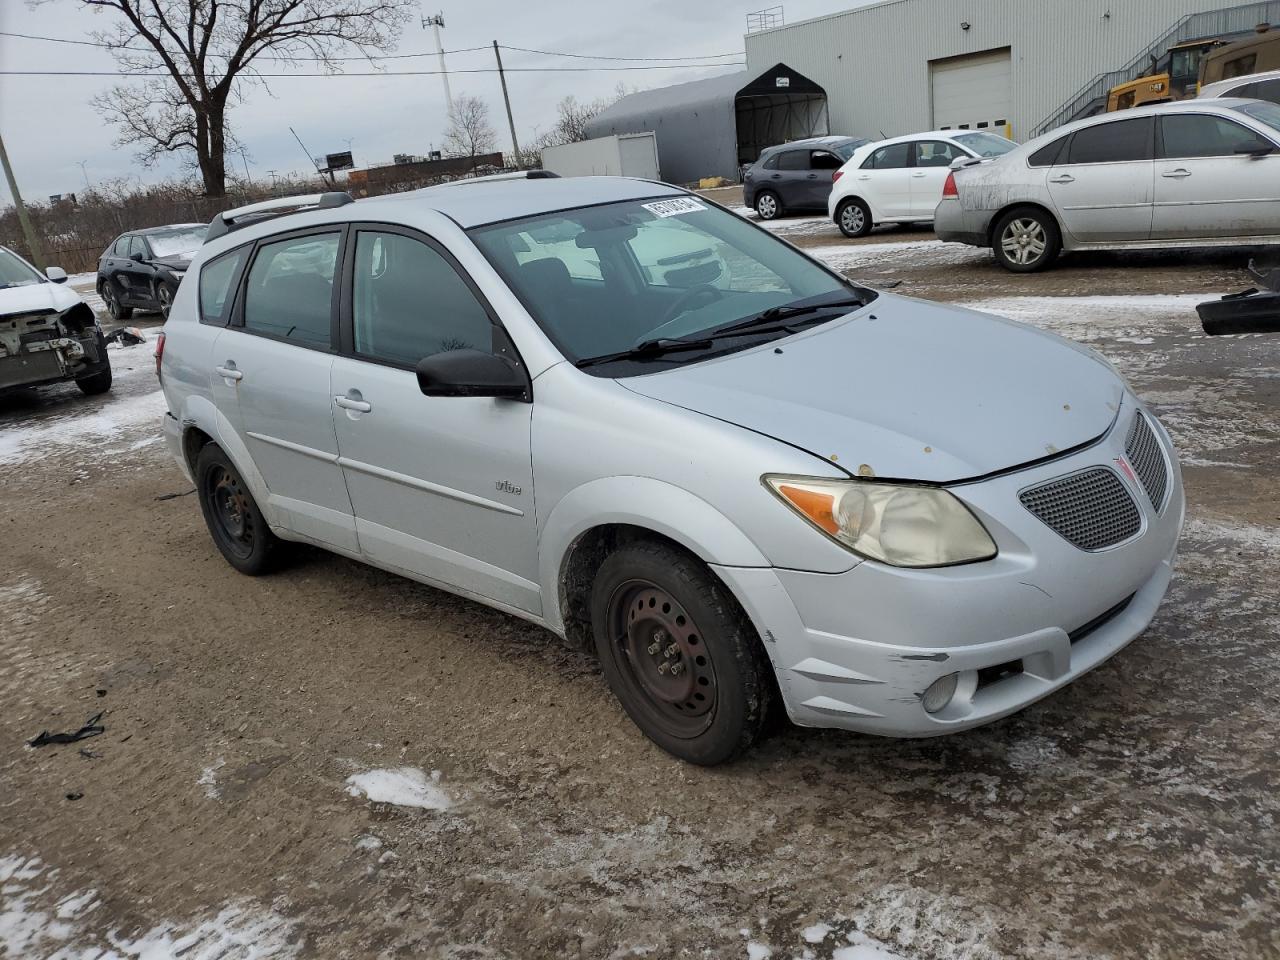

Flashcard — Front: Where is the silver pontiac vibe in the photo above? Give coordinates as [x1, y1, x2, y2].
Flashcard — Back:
[158, 176, 1183, 765]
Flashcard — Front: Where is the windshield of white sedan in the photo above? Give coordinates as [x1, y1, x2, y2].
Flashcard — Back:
[148, 228, 206, 258]
[469, 197, 863, 368]
[0, 248, 43, 288]
[952, 131, 1017, 157]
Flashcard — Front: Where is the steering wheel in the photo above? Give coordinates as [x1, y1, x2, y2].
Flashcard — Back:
[657, 283, 724, 328]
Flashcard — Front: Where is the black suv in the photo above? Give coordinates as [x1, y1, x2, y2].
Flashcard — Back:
[97, 223, 206, 319]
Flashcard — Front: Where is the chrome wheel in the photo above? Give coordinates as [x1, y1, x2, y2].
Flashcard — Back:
[607, 580, 718, 739]
[1000, 217, 1048, 266]
[157, 283, 173, 317]
[756, 193, 778, 220]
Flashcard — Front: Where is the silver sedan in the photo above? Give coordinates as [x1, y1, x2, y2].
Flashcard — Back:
[935, 98, 1280, 271]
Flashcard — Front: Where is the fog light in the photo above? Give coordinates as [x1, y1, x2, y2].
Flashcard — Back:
[922, 673, 959, 714]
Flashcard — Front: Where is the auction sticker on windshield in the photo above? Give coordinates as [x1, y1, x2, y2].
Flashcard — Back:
[642, 198, 707, 218]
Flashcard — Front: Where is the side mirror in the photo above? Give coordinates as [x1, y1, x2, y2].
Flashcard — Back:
[45, 266, 68, 283]
[415, 349, 529, 401]
[1234, 142, 1275, 158]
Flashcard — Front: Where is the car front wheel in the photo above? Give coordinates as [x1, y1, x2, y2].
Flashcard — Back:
[590, 540, 772, 765]
[754, 190, 782, 221]
[156, 280, 176, 318]
[992, 207, 1061, 272]
[837, 198, 873, 238]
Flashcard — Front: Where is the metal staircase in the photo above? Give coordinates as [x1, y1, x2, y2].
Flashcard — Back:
[1031, 0, 1280, 137]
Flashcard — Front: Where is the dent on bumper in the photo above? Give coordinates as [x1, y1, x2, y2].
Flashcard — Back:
[715, 412, 1186, 737]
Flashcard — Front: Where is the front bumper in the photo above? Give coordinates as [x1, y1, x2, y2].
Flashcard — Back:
[715, 400, 1185, 737]
[0, 332, 106, 394]
[933, 198, 992, 247]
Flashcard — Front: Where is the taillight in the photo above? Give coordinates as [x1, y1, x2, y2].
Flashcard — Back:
[832, 170, 843, 183]
[154, 331, 165, 380]
[942, 172, 958, 199]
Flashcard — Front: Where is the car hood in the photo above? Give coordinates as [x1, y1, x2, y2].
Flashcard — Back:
[0, 280, 84, 318]
[619, 294, 1124, 483]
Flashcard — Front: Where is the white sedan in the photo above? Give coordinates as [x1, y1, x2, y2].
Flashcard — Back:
[827, 129, 1016, 237]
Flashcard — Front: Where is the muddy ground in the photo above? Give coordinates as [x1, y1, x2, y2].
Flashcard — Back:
[1, 207, 1278, 960]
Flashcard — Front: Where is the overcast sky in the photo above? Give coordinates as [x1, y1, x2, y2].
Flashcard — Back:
[0, 0, 869, 205]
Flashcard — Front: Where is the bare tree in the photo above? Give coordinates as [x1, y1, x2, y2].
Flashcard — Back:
[442, 95, 498, 168]
[65, 0, 415, 197]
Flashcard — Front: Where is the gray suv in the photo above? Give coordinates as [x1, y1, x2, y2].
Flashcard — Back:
[159, 177, 1182, 764]
[743, 136, 869, 220]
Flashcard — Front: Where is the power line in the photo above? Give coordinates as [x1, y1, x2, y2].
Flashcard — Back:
[499, 43, 741, 62]
[0, 63, 744, 77]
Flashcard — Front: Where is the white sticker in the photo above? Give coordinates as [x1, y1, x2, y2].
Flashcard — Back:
[642, 197, 707, 218]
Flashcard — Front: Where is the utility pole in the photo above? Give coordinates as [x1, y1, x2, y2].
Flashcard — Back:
[492, 41, 521, 168]
[76, 160, 91, 190]
[423, 13, 453, 114]
[237, 147, 252, 185]
[0, 128, 46, 271]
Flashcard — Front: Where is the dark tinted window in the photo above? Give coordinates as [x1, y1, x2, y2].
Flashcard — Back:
[1028, 136, 1069, 167]
[199, 247, 248, 326]
[1160, 113, 1271, 158]
[1067, 118, 1153, 164]
[352, 231, 493, 367]
[242, 232, 340, 349]
[113, 236, 131, 256]
[1232, 78, 1280, 105]
[777, 150, 808, 171]
[913, 140, 962, 167]
[810, 150, 842, 170]
[761, 153, 779, 170]
[862, 142, 911, 169]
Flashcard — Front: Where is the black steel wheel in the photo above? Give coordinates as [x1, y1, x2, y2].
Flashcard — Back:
[590, 540, 772, 765]
[195, 443, 283, 575]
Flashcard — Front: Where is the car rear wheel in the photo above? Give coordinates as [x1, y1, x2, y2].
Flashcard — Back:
[755, 190, 782, 221]
[102, 284, 133, 321]
[992, 207, 1061, 272]
[195, 443, 285, 576]
[837, 198, 873, 238]
[590, 540, 772, 765]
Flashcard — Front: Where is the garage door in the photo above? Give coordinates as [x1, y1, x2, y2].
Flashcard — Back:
[930, 48, 1012, 135]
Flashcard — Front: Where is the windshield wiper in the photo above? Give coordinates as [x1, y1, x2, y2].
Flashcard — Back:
[575, 336, 714, 369]
[713, 296, 867, 336]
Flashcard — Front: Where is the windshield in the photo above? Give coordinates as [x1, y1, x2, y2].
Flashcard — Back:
[952, 131, 1018, 157]
[147, 228, 205, 258]
[1234, 99, 1280, 134]
[469, 197, 864, 372]
[0, 247, 44, 288]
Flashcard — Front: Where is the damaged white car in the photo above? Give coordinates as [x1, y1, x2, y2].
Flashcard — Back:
[0, 245, 111, 397]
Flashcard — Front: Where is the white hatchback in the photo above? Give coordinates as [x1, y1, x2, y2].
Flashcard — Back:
[828, 130, 1017, 237]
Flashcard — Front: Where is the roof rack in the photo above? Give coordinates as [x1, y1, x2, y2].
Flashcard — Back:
[204, 191, 353, 242]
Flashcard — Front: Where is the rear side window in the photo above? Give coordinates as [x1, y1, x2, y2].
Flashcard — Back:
[1233, 77, 1280, 105]
[1067, 117, 1154, 163]
[777, 151, 808, 171]
[810, 150, 842, 170]
[862, 142, 911, 169]
[1028, 136, 1069, 167]
[761, 153, 779, 171]
[1160, 113, 1272, 158]
[198, 247, 248, 326]
[241, 232, 340, 349]
[113, 236, 131, 256]
[352, 231, 493, 367]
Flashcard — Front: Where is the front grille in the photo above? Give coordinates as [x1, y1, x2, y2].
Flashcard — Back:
[1019, 468, 1141, 551]
[1125, 412, 1168, 512]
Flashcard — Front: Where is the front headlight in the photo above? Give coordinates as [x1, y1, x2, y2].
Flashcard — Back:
[764, 475, 997, 568]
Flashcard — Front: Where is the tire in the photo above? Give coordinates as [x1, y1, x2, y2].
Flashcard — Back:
[992, 206, 1061, 272]
[155, 280, 175, 319]
[103, 283, 133, 321]
[754, 190, 782, 221]
[836, 198, 873, 238]
[195, 443, 285, 576]
[75, 361, 112, 395]
[590, 540, 773, 765]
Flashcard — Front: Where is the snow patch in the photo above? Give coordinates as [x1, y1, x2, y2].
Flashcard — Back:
[345, 767, 451, 810]
[198, 759, 225, 799]
[746, 941, 773, 959]
[834, 930, 912, 960]
[0, 389, 167, 466]
[803, 922, 833, 944]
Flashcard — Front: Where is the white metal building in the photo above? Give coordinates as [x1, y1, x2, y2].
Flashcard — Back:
[744, 0, 1280, 141]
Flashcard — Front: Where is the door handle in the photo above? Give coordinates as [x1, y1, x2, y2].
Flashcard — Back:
[1049, 174, 1075, 184]
[334, 395, 372, 413]
[214, 364, 242, 381]
[1161, 168, 1191, 179]
[856, 175, 871, 180]
[807, 173, 818, 179]
[770, 173, 781, 179]
[911, 172, 927, 178]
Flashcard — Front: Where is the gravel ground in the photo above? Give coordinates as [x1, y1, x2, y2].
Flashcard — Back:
[1, 211, 1277, 960]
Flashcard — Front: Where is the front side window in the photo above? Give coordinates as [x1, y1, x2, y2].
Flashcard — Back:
[199, 247, 248, 326]
[913, 140, 961, 167]
[777, 151, 808, 171]
[0, 247, 43, 288]
[863, 142, 911, 170]
[241, 232, 340, 349]
[1067, 117, 1154, 164]
[129, 235, 150, 260]
[1161, 113, 1272, 158]
[352, 231, 493, 367]
[470, 196, 862, 370]
[952, 131, 1017, 157]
